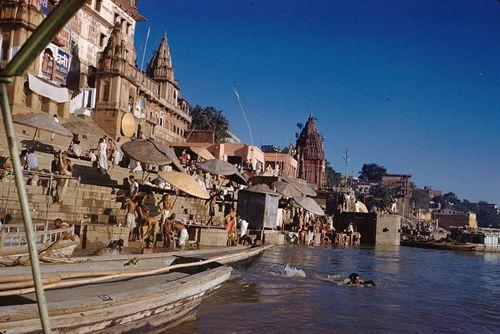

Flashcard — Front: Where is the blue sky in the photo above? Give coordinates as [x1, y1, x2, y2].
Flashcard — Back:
[135, 0, 500, 203]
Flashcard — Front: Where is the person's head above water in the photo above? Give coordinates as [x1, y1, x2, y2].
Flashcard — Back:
[349, 273, 362, 284]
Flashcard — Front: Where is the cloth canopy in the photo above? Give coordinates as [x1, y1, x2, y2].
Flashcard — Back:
[158, 171, 210, 199]
[28, 74, 69, 103]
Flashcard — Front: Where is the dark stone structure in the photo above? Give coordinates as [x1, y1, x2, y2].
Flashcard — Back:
[296, 114, 325, 189]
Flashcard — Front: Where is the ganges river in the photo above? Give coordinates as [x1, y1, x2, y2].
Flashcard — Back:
[170, 245, 500, 333]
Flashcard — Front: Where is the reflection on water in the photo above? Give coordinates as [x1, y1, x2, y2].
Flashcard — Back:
[170, 245, 500, 333]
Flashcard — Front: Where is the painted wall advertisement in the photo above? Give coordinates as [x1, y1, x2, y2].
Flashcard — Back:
[39, 44, 71, 86]
[37, 0, 50, 15]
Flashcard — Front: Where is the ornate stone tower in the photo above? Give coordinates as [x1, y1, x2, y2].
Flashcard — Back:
[94, 22, 138, 137]
[296, 114, 325, 189]
[146, 33, 179, 107]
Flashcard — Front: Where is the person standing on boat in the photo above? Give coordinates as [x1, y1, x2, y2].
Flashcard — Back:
[97, 138, 108, 174]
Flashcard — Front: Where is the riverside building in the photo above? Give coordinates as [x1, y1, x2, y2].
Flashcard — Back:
[0, 0, 191, 142]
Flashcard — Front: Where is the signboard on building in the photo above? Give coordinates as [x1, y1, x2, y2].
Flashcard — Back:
[39, 44, 71, 86]
[38, 0, 50, 15]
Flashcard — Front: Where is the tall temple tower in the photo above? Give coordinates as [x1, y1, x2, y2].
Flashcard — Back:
[144, 33, 190, 141]
[146, 33, 178, 105]
[296, 115, 325, 189]
[94, 22, 138, 137]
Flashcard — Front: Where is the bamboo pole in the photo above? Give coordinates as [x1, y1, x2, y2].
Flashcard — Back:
[0, 1, 87, 332]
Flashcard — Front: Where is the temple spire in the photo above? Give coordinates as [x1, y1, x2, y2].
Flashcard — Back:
[146, 32, 174, 82]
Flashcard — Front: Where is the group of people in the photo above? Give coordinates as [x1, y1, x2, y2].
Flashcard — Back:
[224, 208, 256, 247]
[92, 136, 123, 174]
[120, 176, 190, 251]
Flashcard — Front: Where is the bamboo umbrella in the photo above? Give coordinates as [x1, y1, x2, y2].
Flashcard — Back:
[148, 140, 184, 172]
[272, 180, 302, 198]
[158, 171, 210, 199]
[122, 140, 172, 165]
[246, 184, 281, 196]
[283, 177, 317, 197]
[189, 146, 215, 160]
[13, 112, 73, 149]
[293, 196, 325, 216]
[198, 159, 247, 185]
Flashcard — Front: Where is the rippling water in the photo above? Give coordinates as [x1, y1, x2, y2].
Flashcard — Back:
[170, 245, 500, 333]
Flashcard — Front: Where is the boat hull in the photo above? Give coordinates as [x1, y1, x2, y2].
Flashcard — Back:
[0, 265, 231, 334]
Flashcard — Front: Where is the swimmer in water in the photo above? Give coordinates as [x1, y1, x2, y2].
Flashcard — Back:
[348, 273, 376, 287]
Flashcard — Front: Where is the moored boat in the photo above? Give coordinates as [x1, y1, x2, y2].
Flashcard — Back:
[0, 245, 272, 333]
[401, 240, 477, 251]
[0, 223, 79, 263]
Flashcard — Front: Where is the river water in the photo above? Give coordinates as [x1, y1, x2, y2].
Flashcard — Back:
[171, 245, 500, 333]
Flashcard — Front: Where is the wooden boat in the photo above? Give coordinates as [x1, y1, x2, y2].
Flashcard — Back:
[401, 240, 477, 251]
[0, 245, 272, 333]
[0, 224, 79, 263]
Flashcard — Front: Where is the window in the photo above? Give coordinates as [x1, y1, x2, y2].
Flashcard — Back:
[99, 33, 106, 47]
[95, 0, 102, 11]
[102, 80, 110, 101]
[1, 32, 10, 61]
[126, 23, 131, 35]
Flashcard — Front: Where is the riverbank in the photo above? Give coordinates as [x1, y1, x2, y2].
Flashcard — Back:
[170, 245, 500, 333]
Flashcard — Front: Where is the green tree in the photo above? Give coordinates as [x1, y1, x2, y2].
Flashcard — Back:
[325, 160, 341, 188]
[359, 163, 387, 182]
[443, 192, 460, 205]
[365, 185, 393, 211]
[189, 105, 230, 143]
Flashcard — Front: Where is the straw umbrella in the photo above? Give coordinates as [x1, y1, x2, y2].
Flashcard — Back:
[293, 196, 325, 216]
[12, 112, 72, 148]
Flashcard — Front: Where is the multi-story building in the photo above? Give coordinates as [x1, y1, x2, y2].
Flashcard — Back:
[381, 174, 413, 217]
[0, 0, 191, 142]
[296, 114, 325, 189]
[264, 152, 298, 178]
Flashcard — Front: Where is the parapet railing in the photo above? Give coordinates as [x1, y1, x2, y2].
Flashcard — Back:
[0, 169, 82, 228]
[0, 168, 81, 182]
[0, 223, 75, 249]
